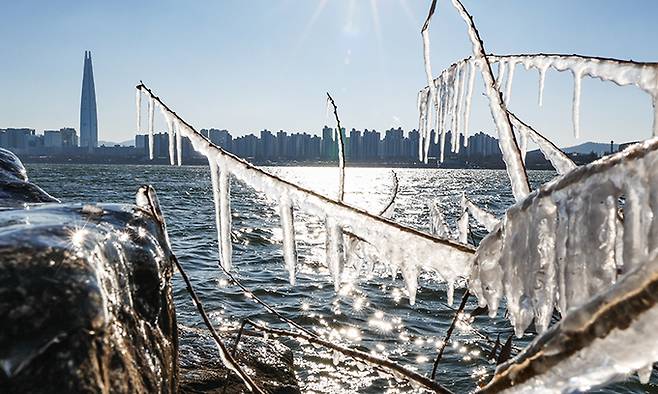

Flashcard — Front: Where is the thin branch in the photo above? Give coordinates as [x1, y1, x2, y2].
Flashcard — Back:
[422, 0, 438, 33]
[507, 111, 577, 175]
[326, 92, 346, 202]
[379, 171, 399, 217]
[241, 319, 453, 394]
[431, 291, 471, 379]
[139, 186, 264, 394]
[217, 260, 317, 339]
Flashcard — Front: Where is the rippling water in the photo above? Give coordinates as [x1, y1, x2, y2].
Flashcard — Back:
[27, 164, 651, 393]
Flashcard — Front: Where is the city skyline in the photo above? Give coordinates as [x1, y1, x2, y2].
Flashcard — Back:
[1, 1, 657, 148]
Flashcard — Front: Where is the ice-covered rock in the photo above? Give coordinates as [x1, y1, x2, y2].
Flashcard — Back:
[0, 197, 178, 393]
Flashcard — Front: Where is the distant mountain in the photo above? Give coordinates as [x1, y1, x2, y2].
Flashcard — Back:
[98, 139, 134, 147]
[561, 141, 618, 155]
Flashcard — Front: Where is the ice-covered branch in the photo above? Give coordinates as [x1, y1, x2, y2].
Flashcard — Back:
[507, 111, 577, 175]
[461, 196, 499, 232]
[480, 250, 658, 393]
[448, 0, 530, 201]
[419, 0, 438, 163]
[470, 137, 658, 336]
[136, 83, 475, 305]
[422, 54, 658, 143]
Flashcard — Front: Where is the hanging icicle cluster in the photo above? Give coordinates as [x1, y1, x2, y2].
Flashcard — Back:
[418, 54, 658, 163]
[418, 59, 477, 164]
[470, 137, 658, 336]
[136, 83, 474, 305]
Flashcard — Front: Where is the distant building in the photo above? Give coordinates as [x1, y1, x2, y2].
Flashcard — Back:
[60, 128, 78, 148]
[79, 51, 98, 151]
[44, 130, 62, 148]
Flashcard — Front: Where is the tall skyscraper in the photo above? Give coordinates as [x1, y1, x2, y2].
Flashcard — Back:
[79, 50, 98, 151]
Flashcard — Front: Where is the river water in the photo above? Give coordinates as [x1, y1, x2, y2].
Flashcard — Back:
[26, 164, 651, 393]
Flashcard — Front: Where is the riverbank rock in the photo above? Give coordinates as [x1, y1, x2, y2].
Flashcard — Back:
[0, 149, 300, 394]
[179, 325, 300, 394]
[0, 149, 178, 393]
[0, 147, 58, 205]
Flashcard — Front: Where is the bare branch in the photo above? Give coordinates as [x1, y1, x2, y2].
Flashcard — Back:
[138, 186, 264, 394]
[326, 92, 346, 202]
[431, 291, 470, 379]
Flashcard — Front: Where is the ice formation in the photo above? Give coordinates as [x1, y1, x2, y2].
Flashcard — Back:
[481, 249, 658, 393]
[279, 197, 297, 285]
[429, 201, 451, 238]
[508, 112, 577, 175]
[504, 60, 515, 104]
[461, 196, 498, 232]
[137, 84, 475, 307]
[148, 96, 155, 160]
[470, 137, 658, 336]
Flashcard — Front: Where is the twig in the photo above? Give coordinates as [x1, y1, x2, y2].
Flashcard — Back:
[217, 261, 317, 339]
[326, 92, 346, 202]
[421, 0, 438, 33]
[139, 186, 264, 394]
[431, 291, 471, 379]
[379, 171, 399, 216]
[241, 319, 453, 394]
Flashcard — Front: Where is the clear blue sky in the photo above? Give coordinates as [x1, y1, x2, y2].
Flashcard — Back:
[1, 0, 656, 147]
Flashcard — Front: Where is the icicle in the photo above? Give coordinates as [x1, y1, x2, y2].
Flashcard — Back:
[463, 60, 476, 147]
[218, 167, 233, 271]
[136, 89, 142, 133]
[504, 61, 516, 104]
[538, 65, 548, 107]
[455, 62, 467, 153]
[161, 110, 176, 165]
[417, 90, 426, 161]
[622, 162, 650, 272]
[398, 247, 419, 305]
[638, 364, 653, 384]
[528, 197, 557, 333]
[572, 67, 584, 139]
[517, 127, 528, 163]
[450, 65, 462, 153]
[429, 201, 451, 237]
[446, 282, 455, 306]
[433, 79, 442, 145]
[209, 158, 223, 268]
[496, 60, 506, 90]
[653, 97, 658, 137]
[325, 217, 344, 291]
[422, 87, 433, 163]
[148, 96, 155, 160]
[175, 119, 183, 166]
[457, 210, 469, 244]
[279, 197, 297, 285]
